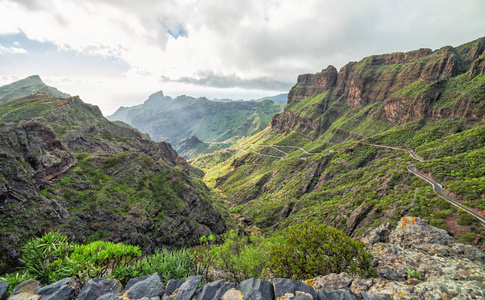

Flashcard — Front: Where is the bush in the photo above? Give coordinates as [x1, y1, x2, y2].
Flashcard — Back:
[20, 231, 73, 284]
[211, 230, 278, 281]
[461, 232, 476, 242]
[0, 272, 32, 293]
[457, 212, 477, 225]
[3, 232, 142, 285]
[267, 222, 375, 280]
[113, 248, 194, 284]
[67, 241, 141, 282]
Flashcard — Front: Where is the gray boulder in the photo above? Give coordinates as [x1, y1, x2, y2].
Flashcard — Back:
[123, 273, 163, 299]
[162, 279, 185, 300]
[237, 278, 274, 300]
[96, 293, 121, 300]
[360, 292, 391, 300]
[196, 280, 235, 300]
[0, 281, 9, 300]
[8, 279, 42, 300]
[272, 278, 316, 300]
[121, 275, 150, 294]
[77, 278, 122, 300]
[294, 296, 312, 300]
[172, 276, 202, 300]
[317, 289, 359, 300]
[34, 277, 82, 300]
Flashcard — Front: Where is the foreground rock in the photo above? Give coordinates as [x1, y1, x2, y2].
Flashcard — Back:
[77, 278, 122, 300]
[0, 281, 9, 300]
[35, 278, 82, 300]
[121, 273, 163, 299]
[309, 217, 485, 299]
[7, 279, 42, 300]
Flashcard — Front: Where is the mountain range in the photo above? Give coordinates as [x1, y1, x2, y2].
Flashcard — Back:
[193, 37, 485, 248]
[107, 91, 285, 159]
[0, 36, 484, 278]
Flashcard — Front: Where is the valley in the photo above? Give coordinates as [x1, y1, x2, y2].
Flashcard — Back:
[0, 36, 484, 299]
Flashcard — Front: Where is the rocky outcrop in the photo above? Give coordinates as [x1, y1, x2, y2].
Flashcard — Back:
[272, 37, 485, 135]
[288, 66, 338, 104]
[307, 217, 485, 299]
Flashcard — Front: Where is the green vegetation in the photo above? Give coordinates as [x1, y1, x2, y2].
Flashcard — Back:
[19, 232, 72, 284]
[406, 268, 422, 281]
[211, 230, 281, 281]
[267, 222, 374, 280]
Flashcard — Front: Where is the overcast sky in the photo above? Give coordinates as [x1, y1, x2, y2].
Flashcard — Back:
[0, 0, 484, 115]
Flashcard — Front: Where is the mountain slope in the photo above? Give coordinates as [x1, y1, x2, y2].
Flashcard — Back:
[0, 91, 227, 273]
[0, 75, 70, 102]
[107, 91, 284, 158]
[193, 37, 485, 248]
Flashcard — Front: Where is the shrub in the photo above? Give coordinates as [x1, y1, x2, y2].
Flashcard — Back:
[267, 222, 375, 280]
[67, 241, 141, 282]
[190, 235, 217, 282]
[211, 230, 278, 281]
[457, 212, 477, 225]
[0, 272, 32, 293]
[20, 231, 73, 284]
[461, 232, 476, 242]
[406, 268, 422, 280]
[114, 248, 194, 284]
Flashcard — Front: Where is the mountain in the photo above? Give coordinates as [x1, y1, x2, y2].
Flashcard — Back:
[0, 90, 227, 273]
[107, 91, 284, 159]
[193, 37, 485, 249]
[256, 93, 288, 104]
[0, 75, 70, 102]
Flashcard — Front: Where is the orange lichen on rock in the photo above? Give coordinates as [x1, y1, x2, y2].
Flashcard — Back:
[304, 279, 315, 287]
[401, 216, 417, 227]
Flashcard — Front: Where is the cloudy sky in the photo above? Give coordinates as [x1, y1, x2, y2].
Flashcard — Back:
[0, 0, 484, 115]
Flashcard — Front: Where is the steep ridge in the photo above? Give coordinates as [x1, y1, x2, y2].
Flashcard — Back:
[271, 37, 484, 139]
[108, 91, 284, 159]
[0, 75, 70, 102]
[0, 91, 226, 273]
[193, 37, 485, 249]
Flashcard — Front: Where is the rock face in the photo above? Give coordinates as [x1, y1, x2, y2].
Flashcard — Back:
[271, 37, 485, 136]
[0, 92, 226, 274]
[308, 217, 485, 299]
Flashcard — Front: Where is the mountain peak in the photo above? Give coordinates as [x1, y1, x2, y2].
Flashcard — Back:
[0, 75, 70, 102]
[26, 75, 44, 83]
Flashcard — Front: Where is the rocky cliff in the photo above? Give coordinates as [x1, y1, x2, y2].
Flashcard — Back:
[0, 92, 226, 274]
[272, 37, 485, 137]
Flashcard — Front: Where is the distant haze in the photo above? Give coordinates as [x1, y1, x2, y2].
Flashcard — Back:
[0, 0, 484, 114]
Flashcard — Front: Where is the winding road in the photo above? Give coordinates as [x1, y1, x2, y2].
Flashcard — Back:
[363, 142, 485, 227]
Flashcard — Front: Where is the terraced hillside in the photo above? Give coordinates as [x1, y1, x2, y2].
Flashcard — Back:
[193, 37, 485, 248]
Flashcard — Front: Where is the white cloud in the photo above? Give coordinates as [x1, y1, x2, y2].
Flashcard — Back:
[0, 0, 484, 114]
[0, 45, 27, 54]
